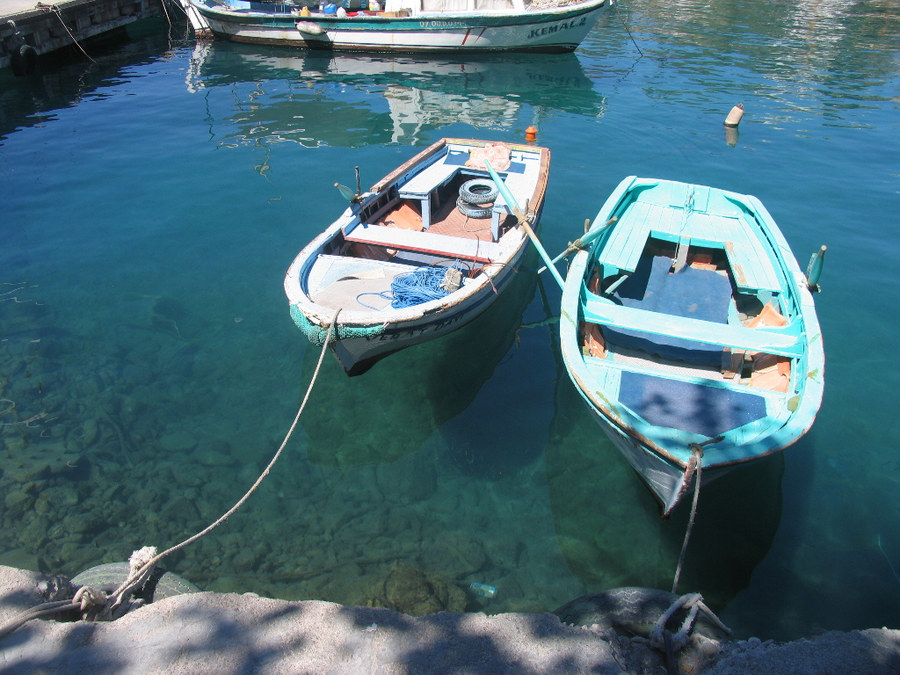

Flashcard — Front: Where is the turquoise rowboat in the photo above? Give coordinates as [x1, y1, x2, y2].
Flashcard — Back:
[558, 176, 825, 516]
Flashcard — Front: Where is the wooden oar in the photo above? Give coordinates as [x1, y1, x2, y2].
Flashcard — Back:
[484, 159, 565, 291]
[537, 216, 617, 275]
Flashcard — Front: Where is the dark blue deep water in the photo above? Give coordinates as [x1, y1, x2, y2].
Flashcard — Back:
[1, 0, 898, 641]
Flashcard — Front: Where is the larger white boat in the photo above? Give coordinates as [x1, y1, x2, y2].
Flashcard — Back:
[181, 0, 609, 53]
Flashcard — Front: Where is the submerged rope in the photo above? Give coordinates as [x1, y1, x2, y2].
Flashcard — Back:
[878, 534, 900, 584]
[0, 309, 342, 635]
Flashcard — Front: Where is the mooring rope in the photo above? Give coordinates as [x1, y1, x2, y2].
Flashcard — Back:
[671, 444, 704, 595]
[612, 0, 643, 57]
[0, 309, 341, 636]
[649, 591, 732, 657]
[161, 0, 174, 27]
[36, 3, 97, 63]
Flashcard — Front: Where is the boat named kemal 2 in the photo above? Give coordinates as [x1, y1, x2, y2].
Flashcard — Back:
[182, 0, 610, 53]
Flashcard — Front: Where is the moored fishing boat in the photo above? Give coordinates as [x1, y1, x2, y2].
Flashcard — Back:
[558, 176, 825, 515]
[181, 0, 609, 54]
[284, 138, 550, 375]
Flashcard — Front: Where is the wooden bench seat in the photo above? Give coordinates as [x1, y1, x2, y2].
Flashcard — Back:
[397, 156, 461, 230]
[344, 221, 502, 263]
[582, 292, 801, 358]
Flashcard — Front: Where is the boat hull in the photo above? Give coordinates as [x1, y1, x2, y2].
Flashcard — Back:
[185, 0, 609, 53]
[289, 244, 526, 375]
[571, 383, 746, 515]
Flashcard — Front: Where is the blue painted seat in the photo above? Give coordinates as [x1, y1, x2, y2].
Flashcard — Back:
[618, 371, 767, 436]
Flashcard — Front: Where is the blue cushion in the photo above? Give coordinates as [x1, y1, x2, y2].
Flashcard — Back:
[619, 371, 766, 437]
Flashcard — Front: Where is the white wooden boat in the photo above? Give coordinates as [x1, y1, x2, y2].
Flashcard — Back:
[182, 0, 609, 53]
[284, 138, 550, 375]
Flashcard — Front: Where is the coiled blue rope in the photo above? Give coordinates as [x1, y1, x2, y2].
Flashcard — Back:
[356, 263, 466, 310]
[391, 263, 464, 309]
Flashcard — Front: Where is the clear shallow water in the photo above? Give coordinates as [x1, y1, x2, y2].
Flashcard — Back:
[1, 1, 898, 641]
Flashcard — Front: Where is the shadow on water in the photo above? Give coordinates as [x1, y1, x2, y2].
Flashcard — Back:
[299, 252, 538, 471]
[545, 337, 783, 635]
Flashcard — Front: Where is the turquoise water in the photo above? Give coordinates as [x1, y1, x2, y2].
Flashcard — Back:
[1, 1, 898, 641]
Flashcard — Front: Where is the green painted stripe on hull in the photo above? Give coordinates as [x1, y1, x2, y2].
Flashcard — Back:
[202, 13, 600, 32]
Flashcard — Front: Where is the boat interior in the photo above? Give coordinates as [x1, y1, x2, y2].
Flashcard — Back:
[581, 236, 796, 394]
[576, 234, 804, 438]
[231, 0, 529, 16]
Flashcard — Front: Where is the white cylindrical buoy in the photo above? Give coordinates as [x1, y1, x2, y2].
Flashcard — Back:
[724, 103, 744, 127]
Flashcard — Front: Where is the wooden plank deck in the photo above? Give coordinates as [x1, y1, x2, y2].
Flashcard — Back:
[427, 197, 499, 243]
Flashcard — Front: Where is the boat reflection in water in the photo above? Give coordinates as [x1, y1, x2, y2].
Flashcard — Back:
[185, 42, 606, 146]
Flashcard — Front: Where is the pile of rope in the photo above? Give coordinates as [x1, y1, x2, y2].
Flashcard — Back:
[389, 264, 464, 309]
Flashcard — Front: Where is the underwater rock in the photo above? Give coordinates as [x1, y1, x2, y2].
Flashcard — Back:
[150, 296, 188, 338]
[365, 561, 465, 616]
[0, 547, 40, 572]
[195, 441, 237, 467]
[158, 496, 201, 528]
[0, 435, 86, 483]
[69, 418, 99, 449]
[158, 429, 199, 455]
[421, 531, 486, 578]
[1, 292, 51, 338]
[230, 547, 261, 573]
[3, 487, 34, 517]
[376, 460, 437, 504]
[19, 514, 51, 551]
[43, 485, 79, 509]
[63, 511, 99, 535]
